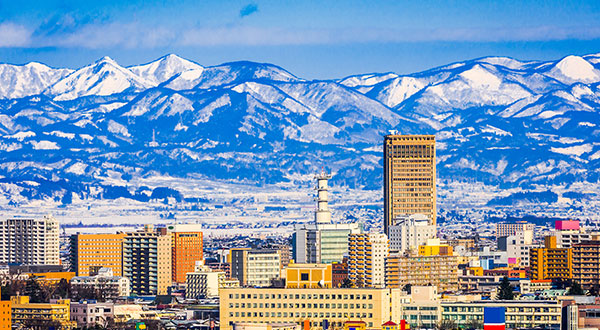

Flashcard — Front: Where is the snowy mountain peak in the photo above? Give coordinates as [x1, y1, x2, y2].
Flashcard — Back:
[547, 55, 600, 84]
[128, 54, 203, 85]
[95, 56, 119, 65]
[46, 56, 154, 101]
[0, 62, 73, 99]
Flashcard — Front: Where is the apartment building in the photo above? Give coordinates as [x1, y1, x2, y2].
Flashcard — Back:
[70, 300, 114, 329]
[529, 236, 572, 281]
[348, 233, 388, 288]
[69, 233, 126, 276]
[386, 253, 459, 292]
[572, 241, 600, 290]
[496, 222, 535, 238]
[11, 296, 76, 330]
[230, 248, 281, 287]
[123, 227, 172, 295]
[384, 134, 436, 234]
[497, 229, 535, 267]
[388, 214, 436, 253]
[0, 215, 60, 265]
[166, 224, 204, 283]
[220, 287, 397, 330]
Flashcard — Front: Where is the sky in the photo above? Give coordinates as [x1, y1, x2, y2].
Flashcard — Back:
[0, 0, 599, 79]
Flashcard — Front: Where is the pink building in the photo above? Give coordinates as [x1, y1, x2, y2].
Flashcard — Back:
[555, 220, 580, 231]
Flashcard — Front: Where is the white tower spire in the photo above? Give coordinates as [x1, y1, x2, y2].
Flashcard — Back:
[314, 169, 332, 224]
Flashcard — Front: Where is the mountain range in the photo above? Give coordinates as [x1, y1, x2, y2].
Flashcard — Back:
[1, 53, 599, 215]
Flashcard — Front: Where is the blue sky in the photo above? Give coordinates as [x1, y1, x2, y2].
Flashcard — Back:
[1, 0, 599, 79]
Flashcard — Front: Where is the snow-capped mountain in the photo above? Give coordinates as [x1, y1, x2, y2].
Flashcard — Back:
[0, 53, 599, 215]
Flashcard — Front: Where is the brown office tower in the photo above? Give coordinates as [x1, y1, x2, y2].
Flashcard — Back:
[384, 134, 436, 235]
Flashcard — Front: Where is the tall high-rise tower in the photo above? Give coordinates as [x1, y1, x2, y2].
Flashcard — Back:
[315, 171, 332, 224]
[384, 134, 436, 235]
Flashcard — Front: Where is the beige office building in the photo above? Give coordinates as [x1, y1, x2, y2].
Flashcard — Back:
[384, 134, 436, 235]
[123, 227, 172, 295]
[220, 287, 398, 330]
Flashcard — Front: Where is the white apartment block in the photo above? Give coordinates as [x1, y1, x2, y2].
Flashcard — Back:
[348, 233, 389, 288]
[388, 214, 436, 253]
[497, 229, 536, 267]
[231, 249, 281, 287]
[496, 222, 535, 238]
[0, 215, 60, 265]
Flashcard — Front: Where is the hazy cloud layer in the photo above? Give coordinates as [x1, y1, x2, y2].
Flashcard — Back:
[3, 21, 600, 49]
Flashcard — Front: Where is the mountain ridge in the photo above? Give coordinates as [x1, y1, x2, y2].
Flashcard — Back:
[0, 53, 599, 217]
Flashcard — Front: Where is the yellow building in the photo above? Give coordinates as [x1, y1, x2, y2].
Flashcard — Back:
[529, 236, 572, 281]
[0, 289, 10, 330]
[220, 287, 397, 330]
[167, 224, 204, 284]
[69, 233, 126, 276]
[418, 239, 453, 256]
[11, 296, 75, 330]
[285, 263, 332, 288]
[348, 233, 388, 288]
[383, 134, 436, 235]
[385, 253, 459, 292]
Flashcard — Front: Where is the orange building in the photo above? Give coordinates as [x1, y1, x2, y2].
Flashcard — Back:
[529, 236, 572, 281]
[167, 224, 204, 283]
[0, 289, 10, 330]
[31, 272, 76, 285]
[69, 233, 126, 276]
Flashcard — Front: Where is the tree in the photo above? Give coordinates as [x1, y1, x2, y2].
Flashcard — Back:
[568, 281, 585, 296]
[24, 277, 46, 303]
[496, 276, 514, 300]
[464, 318, 483, 330]
[436, 319, 457, 330]
[340, 278, 354, 288]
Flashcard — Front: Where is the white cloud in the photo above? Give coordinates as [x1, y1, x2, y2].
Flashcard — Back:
[0, 23, 32, 47]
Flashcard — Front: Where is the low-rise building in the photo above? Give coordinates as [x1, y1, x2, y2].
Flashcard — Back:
[520, 279, 553, 294]
[70, 267, 130, 299]
[441, 300, 562, 330]
[0, 290, 10, 330]
[332, 260, 348, 288]
[11, 296, 76, 330]
[284, 263, 332, 289]
[186, 261, 238, 298]
[220, 287, 398, 330]
[70, 300, 114, 328]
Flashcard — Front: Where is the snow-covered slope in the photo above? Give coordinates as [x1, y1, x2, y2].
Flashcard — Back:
[128, 54, 203, 85]
[46, 57, 154, 101]
[0, 62, 72, 99]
